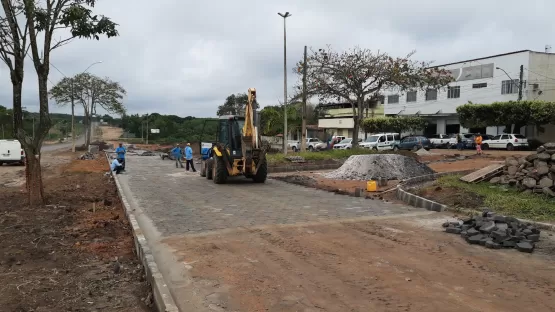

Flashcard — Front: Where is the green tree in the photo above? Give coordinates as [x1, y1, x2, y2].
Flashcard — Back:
[0, 0, 118, 206]
[217, 93, 259, 116]
[293, 46, 453, 147]
[259, 103, 302, 136]
[361, 116, 428, 134]
[50, 73, 126, 146]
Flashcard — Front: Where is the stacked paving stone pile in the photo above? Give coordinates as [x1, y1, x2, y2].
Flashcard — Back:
[78, 152, 96, 160]
[490, 143, 555, 196]
[443, 211, 540, 253]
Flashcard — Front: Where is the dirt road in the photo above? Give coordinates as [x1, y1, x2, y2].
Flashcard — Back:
[166, 213, 555, 312]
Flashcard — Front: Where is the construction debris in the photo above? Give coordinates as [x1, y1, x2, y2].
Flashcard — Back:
[415, 148, 432, 156]
[324, 154, 434, 180]
[489, 143, 555, 196]
[89, 141, 113, 151]
[78, 152, 96, 160]
[443, 210, 541, 253]
[138, 151, 156, 156]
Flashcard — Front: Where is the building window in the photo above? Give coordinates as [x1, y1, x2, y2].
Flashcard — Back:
[472, 83, 487, 88]
[387, 94, 399, 104]
[406, 91, 417, 102]
[447, 86, 460, 99]
[501, 80, 519, 94]
[425, 89, 437, 101]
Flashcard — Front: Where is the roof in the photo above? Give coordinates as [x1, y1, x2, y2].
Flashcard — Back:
[430, 49, 554, 68]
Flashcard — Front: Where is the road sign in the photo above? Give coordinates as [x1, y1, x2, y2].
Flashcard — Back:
[150, 129, 160, 134]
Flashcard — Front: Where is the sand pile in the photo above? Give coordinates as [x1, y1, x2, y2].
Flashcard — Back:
[324, 154, 434, 180]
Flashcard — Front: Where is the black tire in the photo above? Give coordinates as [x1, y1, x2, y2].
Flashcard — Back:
[199, 160, 206, 177]
[507, 143, 514, 151]
[252, 161, 267, 183]
[412, 145, 419, 151]
[393, 146, 399, 151]
[206, 159, 213, 180]
[308, 146, 314, 151]
[482, 143, 489, 150]
[292, 146, 298, 152]
[372, 147, 378, 151]
[212, 156, 227, 184]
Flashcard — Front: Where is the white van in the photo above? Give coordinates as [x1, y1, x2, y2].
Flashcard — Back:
[359, 133, 401, 150]
[0, 139, 25, 166]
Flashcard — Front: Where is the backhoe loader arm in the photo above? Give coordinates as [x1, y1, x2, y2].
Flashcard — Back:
[242, 88, 256, 140]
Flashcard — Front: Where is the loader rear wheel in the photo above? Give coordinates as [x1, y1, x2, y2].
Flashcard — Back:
[199, 160, 206, 177]
[252, 161, 267, 183]
[206, 159, 213, 180]
[213, 156, 227, 184]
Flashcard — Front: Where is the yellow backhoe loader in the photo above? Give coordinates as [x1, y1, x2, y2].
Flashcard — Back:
[199, 88, 267, 184]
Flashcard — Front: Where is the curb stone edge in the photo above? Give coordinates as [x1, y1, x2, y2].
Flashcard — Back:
[106, 155, 179, 312]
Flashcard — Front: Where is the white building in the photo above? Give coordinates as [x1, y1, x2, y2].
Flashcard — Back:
[383, 49, 555, 141]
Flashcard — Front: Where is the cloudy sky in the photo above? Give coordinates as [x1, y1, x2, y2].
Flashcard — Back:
[1, 0, 553, 118]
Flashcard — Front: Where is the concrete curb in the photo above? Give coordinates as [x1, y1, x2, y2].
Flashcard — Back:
[268, 163, 342, 173]
[395, 169, 555, 232]
[106, 155, 179, 312]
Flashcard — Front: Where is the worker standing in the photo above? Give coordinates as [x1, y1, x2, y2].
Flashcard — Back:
[185, 143, 196, 172]
[171, 144, 184, 168]
[115, 143, 126, 171]
[475, 134, 483, 155]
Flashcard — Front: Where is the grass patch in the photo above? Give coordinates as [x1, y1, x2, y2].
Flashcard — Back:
[436, 174, 555, 221]
[266, 148, 416, 164]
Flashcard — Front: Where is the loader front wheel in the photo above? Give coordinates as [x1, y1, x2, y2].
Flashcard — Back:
[213, 156, 227, 184]
[206, 159, 213, 180]
[252, 161, 267, 183]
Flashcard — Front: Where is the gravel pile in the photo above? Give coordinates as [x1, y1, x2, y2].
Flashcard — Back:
[490, 143, 555, 197]
[443, 211, 540, 253]
[324, 154, 434, 180]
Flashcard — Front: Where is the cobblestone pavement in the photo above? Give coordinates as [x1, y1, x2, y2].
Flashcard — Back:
[118, 156, 414, 236]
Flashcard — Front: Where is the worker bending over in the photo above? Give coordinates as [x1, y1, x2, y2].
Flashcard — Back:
[111, 158, 124, 174]
[115, 143, 126, 171]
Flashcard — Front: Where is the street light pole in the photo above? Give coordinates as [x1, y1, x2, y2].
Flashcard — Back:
[278, 12, 291, 155]
[496, 66, 523, 101]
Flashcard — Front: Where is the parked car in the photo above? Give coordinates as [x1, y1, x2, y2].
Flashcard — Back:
[332, 138, 362, 149]
[482, 134, 529, 151]
[306, 138, 324, 151]
[0, 139, 25, 166]
[287, 140, 300, 152]
[429, 134, 457, 149]
[359, 133, 400, 150]
[393, 136, 431, 151]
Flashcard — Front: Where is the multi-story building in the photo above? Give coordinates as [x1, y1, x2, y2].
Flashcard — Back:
[383, 49, 555, 140]
[317, 102, 384, 138]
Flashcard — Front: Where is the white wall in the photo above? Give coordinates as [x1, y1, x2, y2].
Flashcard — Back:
[318, 118, 354, 129]
[385, 51, 531, 115]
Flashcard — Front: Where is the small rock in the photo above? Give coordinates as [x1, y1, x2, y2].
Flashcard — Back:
[537, 166, 550, 176]
[537, 152, 551, 161]
[489, 177, 501, 184]
[467, 228, 480, 236]
[537, 146, 546, 153]
[405, 277, 411, 282]
[539, 177, 554, 188]
[516, 242, 534, 253]
[507, 166, 518, 176]
[493, 215, 506, 223]
[441, 222, 451, 228]
[503, 240, 517, 248]
[522, 177, 537, 189]
[496, 223, 508, 231]
[467, 234, 484, 244]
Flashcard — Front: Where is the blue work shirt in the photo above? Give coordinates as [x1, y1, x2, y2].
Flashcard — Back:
[110, 159, 121, 171]
[171, 147, 182, 158]
[115, 146, 126, 159]
[185, 146, 193, 160]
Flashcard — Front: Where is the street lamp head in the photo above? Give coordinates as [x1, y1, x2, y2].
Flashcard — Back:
[495, 67, 500, 69]
[278, 12, 291, 18]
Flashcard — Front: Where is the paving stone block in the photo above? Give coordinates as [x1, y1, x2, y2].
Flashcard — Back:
[526, 234, 540, 242]
[491, 230, 508, 242]
[495, 223, 508, 231]
[466, 228, 480, 237]
[502, 240, 517, 248]
[479, 221, 496, 234]
[516, 242, 534, 253]
[441, 222, 450, 228]
[467, 234, 484, 244]
[522, 229, 533, 236]
[460, 231, 468, 238]
[445, 227, 462, 234]
[461, 224, 472, 231]
[493, 215, 506, 223]
[485, 240, 502, 249]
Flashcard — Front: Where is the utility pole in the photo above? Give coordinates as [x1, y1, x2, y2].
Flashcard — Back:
[141, 121, 144, 143]
[278, 12, 291, 155]
[301, 45, 308, 152]
[146, 113, 149, 145]
[518, 64, 524, 101]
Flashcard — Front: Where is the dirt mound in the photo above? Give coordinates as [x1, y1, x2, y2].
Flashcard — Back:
[324, 154, 434, 180]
